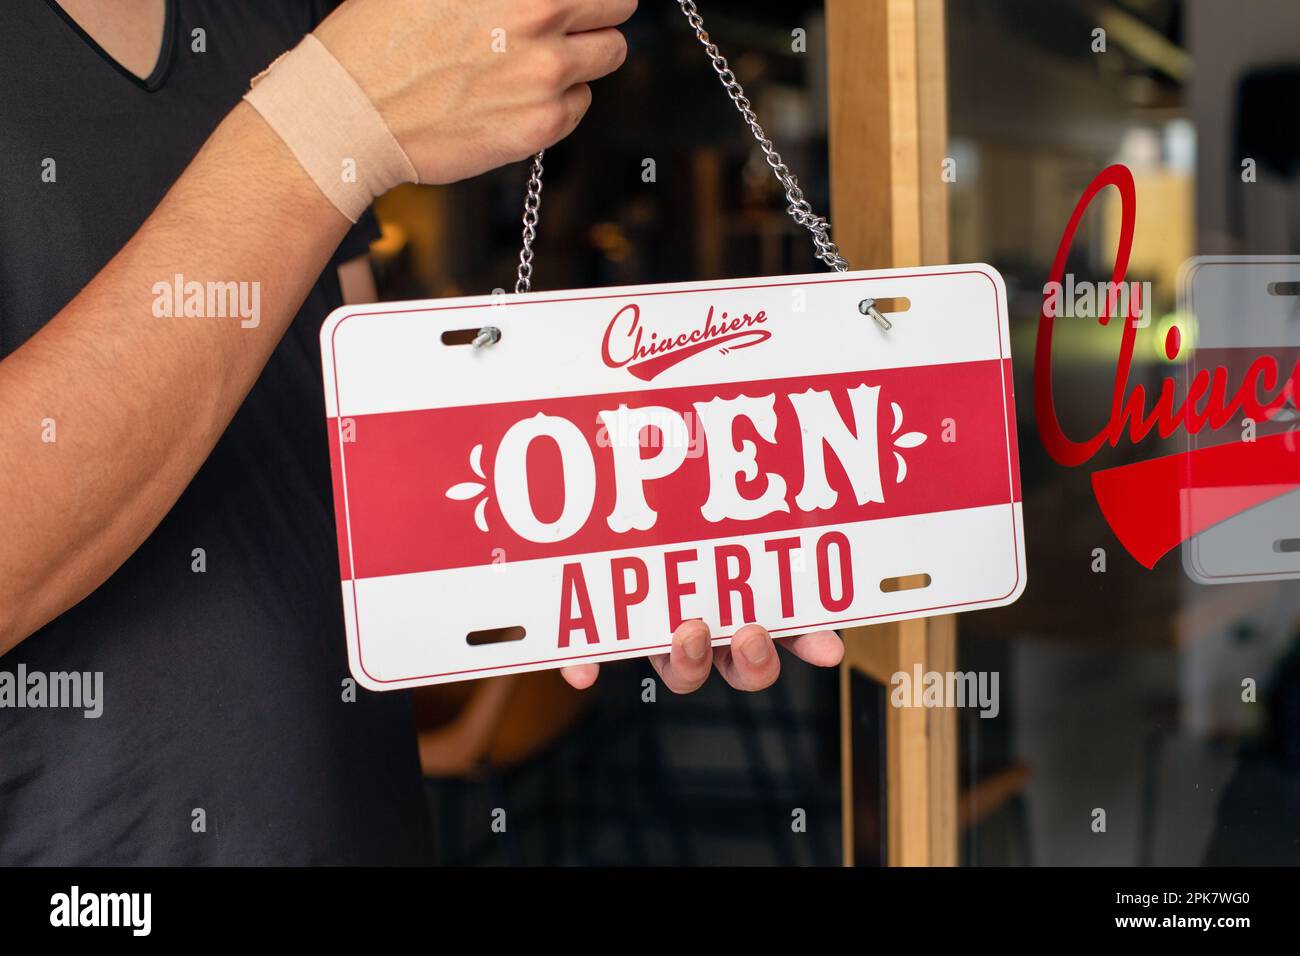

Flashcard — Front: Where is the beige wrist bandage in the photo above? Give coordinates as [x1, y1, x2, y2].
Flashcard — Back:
[244, 34, 418, 223]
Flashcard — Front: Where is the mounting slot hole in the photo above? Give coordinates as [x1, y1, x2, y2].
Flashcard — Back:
[880, 573, 932, 593]
[869, 296, 911, 314]
[467, 625, 527, 646]
[442, 328, 496, 346]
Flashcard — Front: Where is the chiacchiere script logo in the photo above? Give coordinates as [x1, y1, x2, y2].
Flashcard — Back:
[1035, 164, 1299, 568]
[601, 302, 771, 381]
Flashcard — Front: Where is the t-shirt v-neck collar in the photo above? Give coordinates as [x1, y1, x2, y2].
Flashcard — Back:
[41, 0, 178, 93]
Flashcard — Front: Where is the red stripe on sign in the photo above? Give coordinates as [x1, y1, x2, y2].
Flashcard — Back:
[326, 416, 353, 581]
[328, 359, 1020, 581]
[1004, 359, 1022, 493]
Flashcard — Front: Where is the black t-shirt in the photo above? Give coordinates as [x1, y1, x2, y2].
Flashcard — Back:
[0, 0, 434, 864]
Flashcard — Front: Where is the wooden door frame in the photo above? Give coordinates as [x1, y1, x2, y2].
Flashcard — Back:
[826, 0, 957, 867]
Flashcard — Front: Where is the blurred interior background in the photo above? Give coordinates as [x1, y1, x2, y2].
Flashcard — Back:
[361, 0, 1300, 865]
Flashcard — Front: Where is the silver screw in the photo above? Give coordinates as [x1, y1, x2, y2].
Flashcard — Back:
[859, 298, 893, 331]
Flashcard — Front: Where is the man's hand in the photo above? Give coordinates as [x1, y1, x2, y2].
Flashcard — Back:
[561, 624, 845, 693]
[317, 0, 636, 185]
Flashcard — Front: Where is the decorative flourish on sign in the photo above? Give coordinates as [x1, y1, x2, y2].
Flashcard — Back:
[445, 443, 491, 532]
[889, 401, 928, 483]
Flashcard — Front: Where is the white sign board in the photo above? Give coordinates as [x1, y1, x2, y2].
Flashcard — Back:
[321, 265, 1025, 688]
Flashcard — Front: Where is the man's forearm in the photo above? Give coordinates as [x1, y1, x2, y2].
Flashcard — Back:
[0, 0, 638, 653]
[0, 103, 348, 650]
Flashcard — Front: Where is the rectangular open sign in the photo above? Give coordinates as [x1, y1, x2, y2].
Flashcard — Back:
[321, 265, 1025, 689]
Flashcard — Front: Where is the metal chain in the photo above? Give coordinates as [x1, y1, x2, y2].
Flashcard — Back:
[513, 0, 849, 293]
[483, 0, 860, 347]
[676, 0, 848, 273]
[514, 149, 545, 294]
[477, 149, 542, 345]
